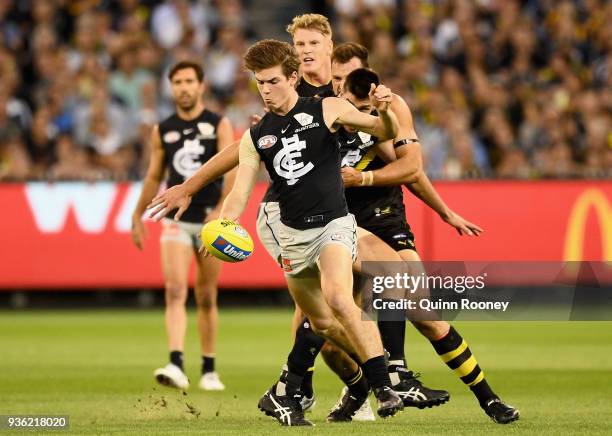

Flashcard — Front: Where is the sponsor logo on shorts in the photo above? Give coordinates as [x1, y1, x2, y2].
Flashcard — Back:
[282, 257, 293, 272]
[233, 225, 248, 238]
[211, 236, 251, 261]
[162, 221, 180, 235]
[163, 131, 181, 143]
[393, 233, 407, 239]
[258, 135, 277, 149]
[330, 233, 347, 242]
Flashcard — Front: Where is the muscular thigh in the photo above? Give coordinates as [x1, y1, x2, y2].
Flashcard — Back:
[160, 241, 193, 287]
[194, 250, 222, 288]
[286, 274, 333, 327]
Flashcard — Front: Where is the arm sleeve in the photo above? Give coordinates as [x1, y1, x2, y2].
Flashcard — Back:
[238, 130, 260, 170]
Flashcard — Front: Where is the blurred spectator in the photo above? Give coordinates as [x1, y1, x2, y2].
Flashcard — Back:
[0, 0, 608, 181]
[205, 25, 246, 100]
[151, 0, 211, 51]
[109, 46, 155, 112]
[74, 88, 130, 156]
[0, 137, 31, 180]
[47, 135, 101, 181]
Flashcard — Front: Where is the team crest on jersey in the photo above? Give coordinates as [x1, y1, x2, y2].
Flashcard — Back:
[173, 138, 205, 178]
[294, 113, 313, 126]
[258, 135, 277, 149]
[197, 122, 215, 138]
[357, 131, 372, 144]
[163, 131, 181, 143]
[273, 134, 314, 185]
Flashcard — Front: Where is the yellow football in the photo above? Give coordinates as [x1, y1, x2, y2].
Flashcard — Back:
[200, 219, 254, 263]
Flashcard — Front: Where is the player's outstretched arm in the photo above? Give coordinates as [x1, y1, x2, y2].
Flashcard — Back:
[131, 125, 165, 249]
[219, 131, 260, 221]
[342, 96, 423, 188]
[323, 85, 399, 140]
[147, 140, 240, 221]
[206, 117, 238, 222]
[406, 173, 483, 236]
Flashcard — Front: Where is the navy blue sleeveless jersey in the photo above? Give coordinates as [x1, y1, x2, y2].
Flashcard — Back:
[158, 109, 223, 223]
[250, 97, 347, 230]
[261, 80, 334, 203]
[338, 128, 406, 225]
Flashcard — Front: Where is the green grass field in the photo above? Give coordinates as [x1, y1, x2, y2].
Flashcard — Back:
[1, 309, 611, 435]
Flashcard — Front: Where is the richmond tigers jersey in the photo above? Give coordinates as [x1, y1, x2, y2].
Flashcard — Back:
[338, 127, 406, 223]
[251, 97, 347, 230]
[159, 109, 223, 223]
[261, 80, 334, 204]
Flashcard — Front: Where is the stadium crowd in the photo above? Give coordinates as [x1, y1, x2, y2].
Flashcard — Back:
[0, 0, 609, 181]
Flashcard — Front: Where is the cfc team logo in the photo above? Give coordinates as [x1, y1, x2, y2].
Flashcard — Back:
[173, 138, 205, 178]
[273, 134, 314, 185]
[563, 188, 611, 261]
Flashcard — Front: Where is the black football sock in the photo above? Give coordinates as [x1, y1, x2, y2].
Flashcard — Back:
[202, 355, 215, 374]
[301, 368, 314, 398]
[361, 355, 392, 390]
[170, 350, 183, 370]
[342, 367, 370, 398]
[287, 317, 325, 396]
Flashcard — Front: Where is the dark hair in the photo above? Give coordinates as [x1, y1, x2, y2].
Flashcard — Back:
[243, 39, 300, 78]
[344, 68, 380, 100]
[168, 61, 204, 82]
[332, 43, 369, 67]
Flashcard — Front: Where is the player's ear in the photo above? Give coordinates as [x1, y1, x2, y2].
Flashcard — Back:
[288, 71, 299, 87]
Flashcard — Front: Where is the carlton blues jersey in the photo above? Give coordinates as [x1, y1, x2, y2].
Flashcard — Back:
[251, 97, 347, 230]
[295, 78, 334, 98]
[262, 80, 334, 203]
[338, 128, 406, 225]
[158, 109, 223, 223]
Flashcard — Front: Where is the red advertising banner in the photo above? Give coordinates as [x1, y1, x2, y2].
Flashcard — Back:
[0, 181, 609, 289]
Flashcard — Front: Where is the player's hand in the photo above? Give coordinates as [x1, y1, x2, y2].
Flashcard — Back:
[341, 167, 364, 188]
[197, 234, 212, 257]
[443, 211, 484, 236]
[131, 216, 148, 250]
[369, 84, 392, 112]
[147, 185, 192, 221]
[250, 114, 262, 126]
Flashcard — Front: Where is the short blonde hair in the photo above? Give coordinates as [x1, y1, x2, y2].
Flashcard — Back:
[286, 13, 332, 38]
